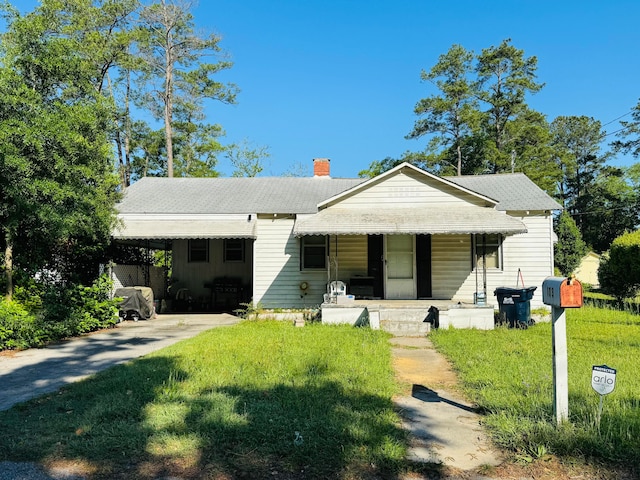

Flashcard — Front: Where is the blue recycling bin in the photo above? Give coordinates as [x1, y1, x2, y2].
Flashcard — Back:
[494, 286, 537, 327]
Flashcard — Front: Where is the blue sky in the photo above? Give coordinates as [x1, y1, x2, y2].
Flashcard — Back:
[16, 1, 640, 177]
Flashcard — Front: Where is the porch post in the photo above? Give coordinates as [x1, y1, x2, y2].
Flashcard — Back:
[482, 234, 487, 300]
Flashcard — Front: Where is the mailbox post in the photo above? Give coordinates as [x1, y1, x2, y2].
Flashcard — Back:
[542, 276, 583, 425]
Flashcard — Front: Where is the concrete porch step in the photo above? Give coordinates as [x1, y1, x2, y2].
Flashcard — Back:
[374, 307, 433, 336]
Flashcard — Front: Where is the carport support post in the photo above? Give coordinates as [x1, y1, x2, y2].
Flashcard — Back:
[552, 306, 569, 424]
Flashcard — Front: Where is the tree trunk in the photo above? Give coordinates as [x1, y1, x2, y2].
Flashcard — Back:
[114, 128, 127, 188]
[107, 73, 127, 189]
[4, 231, 13, 301]
[107, 73, 130, 189]
[123, 70, 132, 186]
[456, 143, 462, 176]
[164, 44, 174, 178]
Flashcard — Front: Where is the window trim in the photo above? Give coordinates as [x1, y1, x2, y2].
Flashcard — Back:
[301, 235, 327, 270]
[188, 239, 209, 263]
[472, 233, 503, 270]
[224, 238, 245, 263]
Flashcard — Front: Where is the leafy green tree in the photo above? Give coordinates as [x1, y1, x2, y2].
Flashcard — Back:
[577, 167, 639, 252]
[612, 99, 640, 158]
[136, 0, 237, 177]
[554, 211, 587, 276]
[227, 140, 271, 177]
[363, 39, 548, 180]
[0, 1, 120, 298]
[475, 39, 544, 172]
[128, 121, 166, 180]
[357, 151, 432, 178]
[406, 44, 479, 176]
[32, 0, 141, 189]
[172, 121, 225, 177]
[599, 230, 640, 300]
[550, 116, 609, 216]
[628, 162, 640, 212]
[506, 109, 557, 193]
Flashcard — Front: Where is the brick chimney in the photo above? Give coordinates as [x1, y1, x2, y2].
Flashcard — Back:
[313, 158, 330, 177]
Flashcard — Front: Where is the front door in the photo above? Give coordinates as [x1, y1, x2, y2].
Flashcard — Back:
[385, 235, 416, 299]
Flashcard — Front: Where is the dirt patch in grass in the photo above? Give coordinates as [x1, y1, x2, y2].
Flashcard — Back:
[390, 336, 460, 393]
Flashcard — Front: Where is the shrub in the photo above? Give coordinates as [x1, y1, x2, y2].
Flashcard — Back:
[1, 274, 120, 351]
[0, 300, 44, 350]
[13, 281, 45, 313]
[43, 274, 119, 337]
[599, 230, 640, 299]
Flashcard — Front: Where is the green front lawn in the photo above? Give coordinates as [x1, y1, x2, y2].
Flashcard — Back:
[0, 321, 437, 479]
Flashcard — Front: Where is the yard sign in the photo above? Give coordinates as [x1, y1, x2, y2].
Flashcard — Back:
[592, 364, 616, 428]
[592, 365, 616, 395]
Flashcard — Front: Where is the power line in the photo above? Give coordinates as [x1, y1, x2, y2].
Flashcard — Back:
[604, 126, 630, 138]
[602, 111, 633, 127]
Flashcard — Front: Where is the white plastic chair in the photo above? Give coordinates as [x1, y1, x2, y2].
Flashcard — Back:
[328, 281, 347, 296]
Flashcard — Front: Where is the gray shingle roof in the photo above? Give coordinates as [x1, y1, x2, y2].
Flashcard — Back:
[446, 173, 562, 211]
[117, 177, 366, 214]
[117, 172, 561, 215]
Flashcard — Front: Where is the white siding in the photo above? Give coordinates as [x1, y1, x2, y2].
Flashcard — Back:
[253, 216, 326, 308]
[499, 213, 554, 309]
[430, 213, 554, 308]
[332, 170, 490, 209]
[431, 234, 473, 299]
[329, 235, 368, 285]
[252, 212, 554, 308]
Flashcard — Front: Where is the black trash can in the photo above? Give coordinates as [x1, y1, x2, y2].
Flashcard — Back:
[494, 286, 537, 327]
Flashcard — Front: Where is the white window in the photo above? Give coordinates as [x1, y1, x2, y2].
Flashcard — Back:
[301, 236, 326, 270]
[472, 234, 502, 270]
[188, 239, 209, 263]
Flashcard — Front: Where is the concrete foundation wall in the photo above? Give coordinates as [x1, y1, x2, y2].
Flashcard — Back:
[321, 303, 494, 335]
[439, 307, 494, 330]
[321, 306, 370, 326]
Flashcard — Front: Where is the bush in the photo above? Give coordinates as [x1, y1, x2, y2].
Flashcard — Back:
[42, 274, 119, 337]
[13, 280, 45, 313]
[0, 300, 45, 350]
[1, 274, 120, 351]
[599, 230, 640, 299]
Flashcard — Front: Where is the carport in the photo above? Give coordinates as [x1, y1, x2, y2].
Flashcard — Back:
[111, 213, 256, 313]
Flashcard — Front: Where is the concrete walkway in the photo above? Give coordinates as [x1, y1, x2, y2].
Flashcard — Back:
[391, 336, 502, 474]
[0, 313, 240, 412]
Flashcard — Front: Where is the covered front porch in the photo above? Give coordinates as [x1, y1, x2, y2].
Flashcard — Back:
[293, 204, 525, 332]
[294, 201, 527, 308]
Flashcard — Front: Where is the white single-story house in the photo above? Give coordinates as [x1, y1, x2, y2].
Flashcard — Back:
[112, 159, 561, 329]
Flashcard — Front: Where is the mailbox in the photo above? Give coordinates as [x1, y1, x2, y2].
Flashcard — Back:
[542, 277, 583, 308]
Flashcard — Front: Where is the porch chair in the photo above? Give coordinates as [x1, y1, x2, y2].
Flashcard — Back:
[328, 281, 347, 296]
